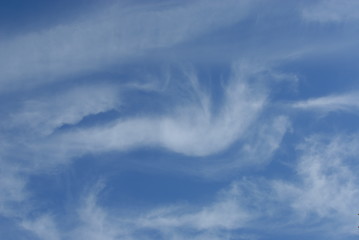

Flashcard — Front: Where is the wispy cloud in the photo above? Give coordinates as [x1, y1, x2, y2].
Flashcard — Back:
[31, 64, 267, 160]
[0, 164, 27, 217]
[69, 180, 254, 240]
[135, 133, 359, 238]
[1, 1, 359, 239]
[0, 0, 257, 92]
[17, 132, 359, 240]
[292, 92, 359, 114]
[140, 183, 251, 231]
[0, 61, 291, 181]
[22, 214, 60, 240]
[71, 182, 126, 240]
[8, 84, 120, 136]
[273, 134, 359, 235]
[201, 115, 290, 177]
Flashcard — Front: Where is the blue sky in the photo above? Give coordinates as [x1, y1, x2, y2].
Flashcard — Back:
[1, 0, 359, 239]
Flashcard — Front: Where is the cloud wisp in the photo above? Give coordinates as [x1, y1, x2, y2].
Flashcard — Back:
[8, 84, 120, 136]
[0, 0, 257, 92]
[22, 62, 291, 178]
[292, 92, 359, 115]
[28, 132, 359, 240]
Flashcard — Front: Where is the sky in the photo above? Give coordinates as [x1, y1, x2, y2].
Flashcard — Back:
[1, 0, 359, 239]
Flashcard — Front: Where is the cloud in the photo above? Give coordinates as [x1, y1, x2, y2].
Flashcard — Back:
[16, 133, 359, 240]
[140, 182, 251, 231]
[292, 92, 359, 114]
[0, 62, 291, 179]
[0, 0, 257, 92]
[237, 116, 289, 164]
[67, 180, 254, 240]
[134, 182, 254, 240]
[194, 133, 359, 237]
[71, 182, 125, 240]
[200, 115, 290, 177]
[21, 215, 60, 240]
[137, 133, 359, 238]
[0, 164, 27, 217]
[31, 63, 267, 162]
[1, 1, 359, 239]
[0, 61, 289, 238]
[273, 134, 359, 235]
[8, 84, 120, 136]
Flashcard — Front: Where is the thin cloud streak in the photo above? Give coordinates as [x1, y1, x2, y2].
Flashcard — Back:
[292, 92, 359, 114]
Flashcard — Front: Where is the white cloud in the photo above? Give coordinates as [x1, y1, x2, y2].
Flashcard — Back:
[200, 116, 290, 178]
[17, 132, 359, 240]
[8, 84, 120, 136]
[66, 181, 253, 240]
[292, 92, 359, 114]
[273, 134, 359, 234]
[140, 182, 251, 231]
[71, 183, 125, 240]
[0, 61, 287, 237]
[2, 1, 359, 239]
[0, 0, 257, 91]
[37, 64, 267, 159]
[137, 134, 359, 237]
[238, 116, 289, 164]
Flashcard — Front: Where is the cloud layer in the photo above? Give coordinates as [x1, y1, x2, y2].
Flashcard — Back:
[1, 1, 359, 240]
